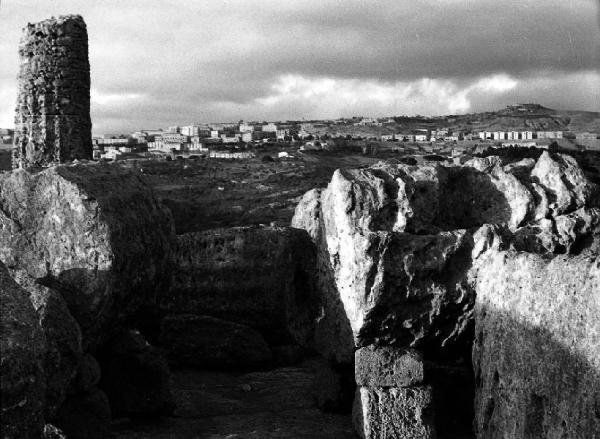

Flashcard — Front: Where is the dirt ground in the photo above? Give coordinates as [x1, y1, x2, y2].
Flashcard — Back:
[111, 360, 356, 439]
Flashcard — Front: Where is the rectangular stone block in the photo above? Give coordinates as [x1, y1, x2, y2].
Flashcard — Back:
[355, 345, 424, 387]
[353, 386, 436, 439]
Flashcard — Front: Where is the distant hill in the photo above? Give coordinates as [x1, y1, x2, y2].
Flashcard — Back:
[314, 104, 600, 137]
[454, 104, 600, 133]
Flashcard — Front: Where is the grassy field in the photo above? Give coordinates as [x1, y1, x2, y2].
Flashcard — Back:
[135, 152, 384, 233]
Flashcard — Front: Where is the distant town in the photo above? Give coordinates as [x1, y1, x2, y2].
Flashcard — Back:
[1, 103, 599, 163]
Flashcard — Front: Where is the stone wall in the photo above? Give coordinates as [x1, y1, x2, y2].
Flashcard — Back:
[13, 15, 92, 169]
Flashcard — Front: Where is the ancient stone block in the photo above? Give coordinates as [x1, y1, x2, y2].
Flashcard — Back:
[292, 153, 600, 354]
[0, 262, 46, 439]
[473, 252, 600, 438]
[355, 346, 424, 387]
[159, 314, 273, 370]
[353, 386, 436, 439]
[0, 163, 175, 350]
[13, 15, 92, 168]
[164, 226, 317, 347]
[10, 270, 83, 419]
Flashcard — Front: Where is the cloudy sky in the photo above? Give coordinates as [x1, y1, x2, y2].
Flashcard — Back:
[0, 0, 598, 134]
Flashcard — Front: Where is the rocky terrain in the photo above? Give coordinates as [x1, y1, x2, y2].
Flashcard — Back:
[2, 13, 599, 439]
[292, 150, 599, 438]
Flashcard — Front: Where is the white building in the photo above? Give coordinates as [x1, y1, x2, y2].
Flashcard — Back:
[241, 132, 252, 142]
[262, 123, 278, 132]
[221, 134, 241, 144]
[239, 123, 254, 133]
[536, 131, 563, 139]
[181, 125, 200, 137]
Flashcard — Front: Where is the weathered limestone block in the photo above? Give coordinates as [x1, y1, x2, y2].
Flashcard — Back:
[473, 252, 600, 438]
[10, 270, 83, 419]
[0, 262, 46, 439]
[355, 346, 424, 387]
[292, 152, 600, 356]
[531, 151, 594, 215]
[293, 188, 355, 365]
[159, 314, 273, 370]
[100, 330, 172, 417]
[0, 163, 175, 349]
[164, 226, 317, 347]
[13, 15, 92, 168]
[353, 386, 436, 439]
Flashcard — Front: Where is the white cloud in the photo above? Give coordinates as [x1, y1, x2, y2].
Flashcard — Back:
[91, 89, 146, 106]
[254, 73, 519, 118]
[0, 85, 16, 128]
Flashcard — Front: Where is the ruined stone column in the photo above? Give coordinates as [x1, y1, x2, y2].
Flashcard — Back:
[13, 15, 92, 169]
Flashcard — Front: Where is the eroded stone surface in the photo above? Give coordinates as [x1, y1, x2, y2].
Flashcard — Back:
[13, 15, 92, 168]
[0, 262, 46, 439]
[11, 270, 82, 419]
[355, 346, 424, 387]
[0, 163, 175, 349]
[164, 226, 317, 347]
[473, 252, 600, 438]
[353, 386, 436, 439]
[292, 152, 600, 355]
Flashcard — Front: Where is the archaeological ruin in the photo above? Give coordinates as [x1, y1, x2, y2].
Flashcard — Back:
[1, 14, 599, 439]
[12, 15, 92, 169]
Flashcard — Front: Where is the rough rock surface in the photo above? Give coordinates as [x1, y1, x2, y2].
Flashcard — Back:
[159, 314, 274, 370]
[292, 151, 600, 437]
[101, 330, 173, 418]
[353, 386, 435, 439]
[292, 152, 600, 354]
[11, 270, 82, 419]
[0, 262, 46, 439]
[13, 15, 92, 169]
[355, 346, 423, 388]
[473, 252, 600, 438]
[0, 162, 174, 349]
[163, 226, 316, 347]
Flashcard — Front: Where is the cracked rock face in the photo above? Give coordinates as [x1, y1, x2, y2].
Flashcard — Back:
[293, 152, 600, 358]
[0, 163, 175, 350]
[293, 151, 599, 437]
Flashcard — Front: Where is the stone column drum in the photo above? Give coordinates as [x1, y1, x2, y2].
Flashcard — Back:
[13, 15, 92, 169]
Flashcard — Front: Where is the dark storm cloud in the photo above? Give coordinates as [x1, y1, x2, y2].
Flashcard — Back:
[0, 0, 598, 132]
